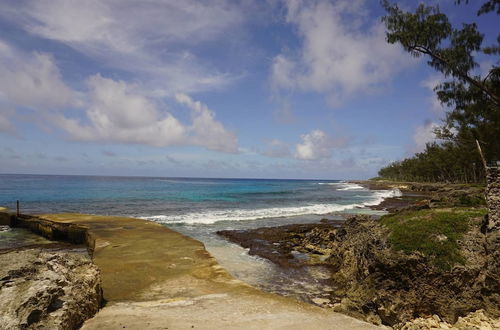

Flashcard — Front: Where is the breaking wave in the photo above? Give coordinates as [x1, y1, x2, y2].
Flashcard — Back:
[142, 188, 402, 225]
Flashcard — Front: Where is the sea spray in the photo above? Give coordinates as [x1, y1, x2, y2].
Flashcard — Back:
[0, 174, 399, 225]
[142, 188, 402, 225]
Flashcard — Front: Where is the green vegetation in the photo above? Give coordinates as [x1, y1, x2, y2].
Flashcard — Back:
[381, 208, 487, 270]
[379, 1, 499, 183]
[377, 143, 488, 183]
[457, 192, 486, 207]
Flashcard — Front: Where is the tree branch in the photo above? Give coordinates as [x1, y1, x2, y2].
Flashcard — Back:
[410, 45, 500, 106]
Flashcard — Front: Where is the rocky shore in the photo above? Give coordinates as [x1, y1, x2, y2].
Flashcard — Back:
[1, 212, 379, 329]
[354, 180, 487, 213]
[0, 245, 102, 329]
[217, 182, 500, 328]
[2, 180, 497, 329]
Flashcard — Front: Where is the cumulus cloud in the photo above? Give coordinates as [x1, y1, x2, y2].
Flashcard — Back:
[0, 40, 76, 110]
[0, 38, 237, 153]
[51, 77, 237, 153]
[174, 93, 238, 153]
[294, 129, 348, 160]
[412, 121, 439, 153]
[1, 0, 244, 93]
[271, 0, 411, 106]
[53, 74, 186, 147]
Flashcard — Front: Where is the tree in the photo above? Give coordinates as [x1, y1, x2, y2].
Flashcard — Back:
[378, 0, 499, 183]
[382, 0, 499, 106]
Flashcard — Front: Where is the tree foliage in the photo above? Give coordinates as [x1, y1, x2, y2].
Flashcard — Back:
[378, 142, 486, 183]
[378, 0, 499, 183]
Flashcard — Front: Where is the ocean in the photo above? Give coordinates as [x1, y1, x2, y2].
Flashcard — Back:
[0, 174, 398, 221]
[0, 174, 400, 302]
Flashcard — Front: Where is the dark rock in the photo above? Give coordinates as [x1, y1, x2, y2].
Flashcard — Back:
[217, 222, 341, 269]
[218, 214, 500, 327]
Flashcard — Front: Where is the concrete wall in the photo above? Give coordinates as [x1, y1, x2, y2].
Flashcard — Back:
[0, 210, 14, 226]
[0, 212, 90, 247]
[486, 167, 500, 231]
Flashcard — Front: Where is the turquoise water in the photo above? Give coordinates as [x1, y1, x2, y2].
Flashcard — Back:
[0, 174, 397, 224]
[0, 173, 399, 303]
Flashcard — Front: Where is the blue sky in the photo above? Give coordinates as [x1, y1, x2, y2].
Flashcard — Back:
[0, 0, 497, 179]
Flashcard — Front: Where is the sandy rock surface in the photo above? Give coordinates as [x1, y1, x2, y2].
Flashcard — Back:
[0, 248, 102, 330]
[401, 310, 500, 329]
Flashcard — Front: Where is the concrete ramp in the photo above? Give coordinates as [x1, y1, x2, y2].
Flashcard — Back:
[37, 214, 380, 329]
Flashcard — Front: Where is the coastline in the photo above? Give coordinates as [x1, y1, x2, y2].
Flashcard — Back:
[2, 180, 497, 329]
[351, 180, 431, 213]
[215, 180, 499, 328]
[216, 181, 430, 273]
[1, 211, 379, 329]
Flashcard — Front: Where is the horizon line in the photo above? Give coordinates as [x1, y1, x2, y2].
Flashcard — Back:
[0, 172, 354, 182]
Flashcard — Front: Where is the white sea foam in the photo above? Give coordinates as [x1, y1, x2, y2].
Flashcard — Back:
[317, 182, 366, 190]
[362, 188, 402, 206]
[142, 188, 402, 225]
[337, 183, 365, 191]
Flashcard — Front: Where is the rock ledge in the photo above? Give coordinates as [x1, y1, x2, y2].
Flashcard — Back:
[0, 248, 102, 330]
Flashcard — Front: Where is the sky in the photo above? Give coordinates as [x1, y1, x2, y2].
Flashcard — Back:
[0, 0, 497, 179]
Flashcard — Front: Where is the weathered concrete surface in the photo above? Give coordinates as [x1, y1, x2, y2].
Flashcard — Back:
[39, 214, 380, 329]
[12, 213, 88, 245]
[0, 248, 102, 329]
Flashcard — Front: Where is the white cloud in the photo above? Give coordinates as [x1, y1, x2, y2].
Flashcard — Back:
[412, 121, 439, 153]
[295, 129, 347, 160]
[175, 93, 238, 153]
[53, 74, 186, 147]
[16, 0, 242, 50]
[271, 0, 411, 106]
[1, 0, 244, 93]
[51, 77, 238, 152]
[0, 38, 237, 152]
[0, 40, 76, 110]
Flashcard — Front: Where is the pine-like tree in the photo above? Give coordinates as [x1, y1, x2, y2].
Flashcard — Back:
[378, 0, 499, 183]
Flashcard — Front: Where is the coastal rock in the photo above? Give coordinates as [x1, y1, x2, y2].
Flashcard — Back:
[304, 215, 499, 326]
[485, 166, 500, 231]
[366, 182, 486, 213]
[217, 222, 343, 268]
[0, 248, 102, 329]
[401, 309, 500, 329]
[218, 214, 500, 327]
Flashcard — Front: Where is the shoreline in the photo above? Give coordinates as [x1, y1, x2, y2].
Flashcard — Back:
[351, 180, 431, 213]
[215, 181, 499, 328]
[2, 180, 496, 328]
[1, 211, 379, 329]
[216, 181, 427, 272]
